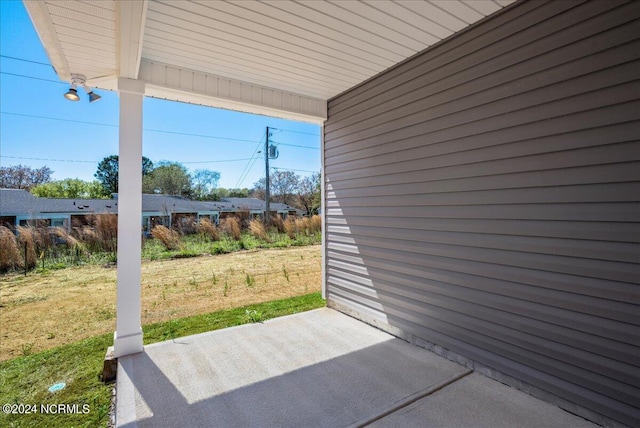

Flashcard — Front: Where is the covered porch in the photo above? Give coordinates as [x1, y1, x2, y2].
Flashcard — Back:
[24, 1, 639, 427]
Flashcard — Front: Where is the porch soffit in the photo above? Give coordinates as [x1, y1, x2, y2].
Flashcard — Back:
[23, 0, 515, 122]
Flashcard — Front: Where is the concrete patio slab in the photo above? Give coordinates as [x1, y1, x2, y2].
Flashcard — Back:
[371, 372, 598, 428]
[116, 308, 599, 427]
[116, 308, 468, 427]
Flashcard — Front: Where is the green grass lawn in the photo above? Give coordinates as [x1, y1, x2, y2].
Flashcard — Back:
[143, 231, 321, 261]
[0, 293, 325, 428]
[20, 231, 322, 274]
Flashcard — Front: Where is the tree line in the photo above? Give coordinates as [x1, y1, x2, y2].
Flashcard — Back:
[1, 157, 320, 213]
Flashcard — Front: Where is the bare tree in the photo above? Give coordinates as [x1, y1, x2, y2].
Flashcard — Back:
[252, 170, 299, 206]
[297, 172, 321, 214]
[0, 165, 53, 190]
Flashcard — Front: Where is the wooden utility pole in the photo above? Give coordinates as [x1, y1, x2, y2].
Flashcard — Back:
[265, 126, 270, 224]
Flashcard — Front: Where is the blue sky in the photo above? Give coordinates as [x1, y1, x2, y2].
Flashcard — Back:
[0, 1, 321, 190]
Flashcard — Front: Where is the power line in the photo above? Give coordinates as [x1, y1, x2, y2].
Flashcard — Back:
[1, 111, 118, 128]
[145, 128, 259, 144]
[272, 167, 318, 174]
[1, 155, 259, 165]
[279, 143, 320, 150]
[0, 71, 66, 85]
[181, 158, 253, 164]
[0, 155, 95, 164]
[270, 127, 320, 137]
[0, 55, 52, 67]
[0, 111, 266, 145]
[270, 140, 320, 150]
[234, 132, 265, 188]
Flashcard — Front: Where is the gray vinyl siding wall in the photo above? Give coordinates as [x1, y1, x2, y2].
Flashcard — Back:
[323, 1, 640, 426]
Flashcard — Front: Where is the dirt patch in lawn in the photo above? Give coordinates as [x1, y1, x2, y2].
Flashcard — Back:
[0, 245, 321, 361]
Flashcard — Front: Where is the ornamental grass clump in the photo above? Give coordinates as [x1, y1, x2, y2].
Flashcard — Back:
[271, 215, 285, 234]
[198, 218, 220, 241]
[295, 217, 311, 236]
[94, 213, 118, 253]
[151, 225, 181, 250]
[16, 226, 38, 269]
[222, 217, 242, 241]
[51, 226, 79, 249]
[248, 219, 269, 242]
[310, 215, 322, 233]
[74, 226, 99, 251]
[0, 226, 20, 271]
[284, 217, 297, 239]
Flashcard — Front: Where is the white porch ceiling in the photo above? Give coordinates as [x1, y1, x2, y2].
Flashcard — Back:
[24, 0, 515, 122]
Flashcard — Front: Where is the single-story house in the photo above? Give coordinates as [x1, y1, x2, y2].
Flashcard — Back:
[0, 188, 118, 230]
[0, 188, 303, 231]
[21, 1, 639, 427]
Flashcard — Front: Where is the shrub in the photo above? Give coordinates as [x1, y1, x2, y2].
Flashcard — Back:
[221, 217, 242, 241]
[151, 225, 182, 250]
[248, 219, 269, 242]
[0, 226, 20, 271]
[197, 218, 219, 241]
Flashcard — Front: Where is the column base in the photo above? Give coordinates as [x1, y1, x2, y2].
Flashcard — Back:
[113, 329, 143, 358]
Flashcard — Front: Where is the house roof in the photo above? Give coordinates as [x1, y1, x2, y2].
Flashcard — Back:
[24, 0, 515, 123]
[221, 197, 300, 213]
[0, 189, 304, 217]
[138, 194, 223, 214]
[0, 188, 39, 216]
[0, 189, 118, 216]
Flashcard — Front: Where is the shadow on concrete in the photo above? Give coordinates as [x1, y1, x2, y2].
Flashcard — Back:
[117, 309, 467, 427]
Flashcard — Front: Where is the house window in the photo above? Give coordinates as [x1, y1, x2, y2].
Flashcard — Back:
[19, 219, 50, 227]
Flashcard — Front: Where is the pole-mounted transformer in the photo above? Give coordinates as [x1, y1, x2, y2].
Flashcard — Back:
[268, 144, 279, 159]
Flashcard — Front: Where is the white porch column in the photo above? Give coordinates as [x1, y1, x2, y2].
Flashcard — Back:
[114, 78, 145, 357]
[320, 123, 327, 300]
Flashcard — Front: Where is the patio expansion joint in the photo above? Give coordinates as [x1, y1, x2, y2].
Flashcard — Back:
[348, 367, 474, 428]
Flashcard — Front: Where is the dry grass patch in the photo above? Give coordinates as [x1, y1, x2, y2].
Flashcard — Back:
[0, 245, 321, 361]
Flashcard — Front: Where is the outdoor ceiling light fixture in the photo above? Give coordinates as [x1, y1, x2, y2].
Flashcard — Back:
[64, 73, 101, 103]
[63, 82, 79, 101]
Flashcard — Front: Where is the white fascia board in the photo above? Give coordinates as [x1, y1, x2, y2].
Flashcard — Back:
[139, 60, 327, 124]
[116, 0, 148, 79]
[23, 1, 71, 81]
[142, 212, 164, 217]
[17, 213, 69, 220]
